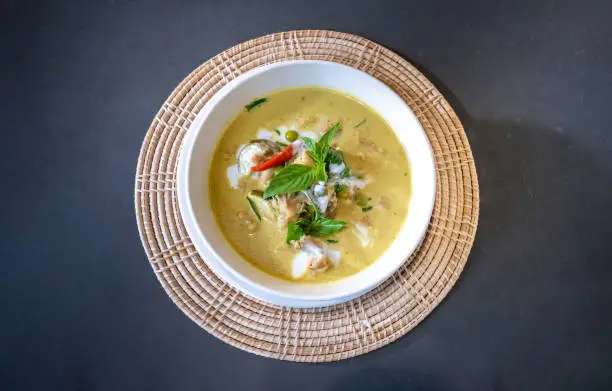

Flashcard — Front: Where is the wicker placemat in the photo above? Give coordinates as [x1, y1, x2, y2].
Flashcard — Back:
[135, 30, 478, 362]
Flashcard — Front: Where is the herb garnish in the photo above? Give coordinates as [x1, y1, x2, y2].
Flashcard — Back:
[300, 122, 341, 181]
[326, 239, 339, 244]
[263, 164, 314, 198]
[300, 136, 316, 150]
[286, 197, 346, 243]
[326, 149, 344, 165]
[245, 97, 267, 111]
[286, 221, 305, 244]
[361, 206, 373, 212]
[308, 218, 347, 236]
[274, 129, 281, 136]
[286, 216, 346, 244]
[246, 196, 262, 221]
[355, 118, 367, 128]
[326, 149, 349, 177]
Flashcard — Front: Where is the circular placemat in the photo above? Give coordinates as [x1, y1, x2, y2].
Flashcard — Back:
[135, 30, 479, 362]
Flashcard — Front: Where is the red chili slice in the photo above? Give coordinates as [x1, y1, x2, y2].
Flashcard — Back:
[251, 144, 294, 171]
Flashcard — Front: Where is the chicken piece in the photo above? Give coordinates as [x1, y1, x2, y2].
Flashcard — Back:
[292, 149, 314, 167]
[291, 236, 341, 276]
[259, 168, 275, 185]
[290, 236, 305, 250]
[303, 183, 338, 217]
[325, 184, 338, 217]
[308, 257, 330, 273]
[276, 193, 307, 228]
[248, 165, 278, 191]
[301, 237, 330, 273]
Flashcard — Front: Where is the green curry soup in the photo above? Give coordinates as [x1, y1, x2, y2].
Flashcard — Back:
[209, 87, 411, 282]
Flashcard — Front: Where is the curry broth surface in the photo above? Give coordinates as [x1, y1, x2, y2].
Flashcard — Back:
[209, 88, 411, 282]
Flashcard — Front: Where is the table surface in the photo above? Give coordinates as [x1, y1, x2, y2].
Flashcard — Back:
[2, 1, 612, 390]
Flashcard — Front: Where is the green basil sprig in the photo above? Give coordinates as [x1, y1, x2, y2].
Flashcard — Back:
[263, 164, 314, 198]
[286, 216, 346, 244]
[300, 122, 341, 182]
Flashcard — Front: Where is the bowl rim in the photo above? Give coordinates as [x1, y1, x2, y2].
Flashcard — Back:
[177, 60, 436, 307]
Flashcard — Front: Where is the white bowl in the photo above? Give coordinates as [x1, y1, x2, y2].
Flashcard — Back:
[177, 60, 435, 308]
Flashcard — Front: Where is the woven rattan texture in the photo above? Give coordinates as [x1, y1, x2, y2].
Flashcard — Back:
[135, 30, 479, 362]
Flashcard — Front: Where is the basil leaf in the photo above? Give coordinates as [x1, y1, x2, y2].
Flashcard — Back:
[300, 199, 320, 221]
[316, 122, 340, 159]
[246, 196, 261, 222]
[300, 136, 316, 150]
[245, 97, 267, 111]
[307, 218, 346, 237]
[300, 122, 341, 183]
[286, 222, 305, 244]
[310, 122, 341, 182]
[296, 217, 311, 228]
[315, 161, 327, 182]
[263, 164, 315, 198]
[326, 149, 350, 177]
[326, 149, 344, 165]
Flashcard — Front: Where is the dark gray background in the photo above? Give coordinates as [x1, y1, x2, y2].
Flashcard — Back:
[2, 0, 612, 390]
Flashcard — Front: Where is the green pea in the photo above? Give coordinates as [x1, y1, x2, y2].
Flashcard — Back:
[285, 130, 298, 142]
[355, 194, 369, 207]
